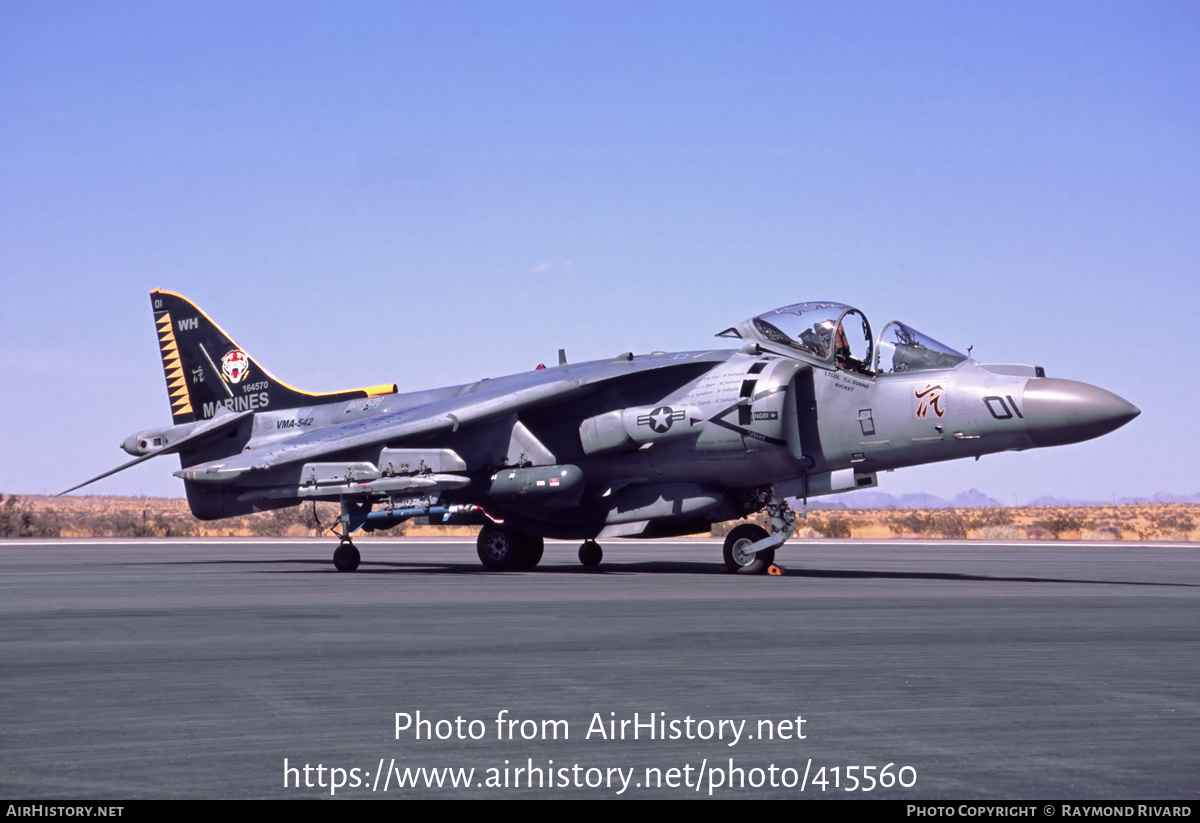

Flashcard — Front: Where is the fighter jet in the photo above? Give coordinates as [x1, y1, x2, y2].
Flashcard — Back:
[65, 291, 1139, 574]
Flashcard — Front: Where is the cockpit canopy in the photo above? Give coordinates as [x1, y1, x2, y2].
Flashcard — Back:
[717, 301, 874, 371]
[874, 321, 968, 374]
[718, 301, 968, 374]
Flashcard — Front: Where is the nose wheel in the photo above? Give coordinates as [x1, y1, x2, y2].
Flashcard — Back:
[722, 524, 774, 575]
[723, 486, 794, 575]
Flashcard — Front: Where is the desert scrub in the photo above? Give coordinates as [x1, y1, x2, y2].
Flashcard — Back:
[1148, 511, 1194, 537]
[1031, 514, 1083, 538]
[87, 510, 198, 537]
[810, 515, 852, 538]
[888, 511, 966, 538]
[0, 495, 60, 538]
[963, 508, 1014, 531]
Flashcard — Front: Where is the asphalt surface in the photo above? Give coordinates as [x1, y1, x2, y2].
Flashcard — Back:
[1, 537, 1197, 800]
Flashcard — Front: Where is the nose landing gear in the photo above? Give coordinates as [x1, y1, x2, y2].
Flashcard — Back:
[723, 486, 796, 575]
[722, 524, 774, 574]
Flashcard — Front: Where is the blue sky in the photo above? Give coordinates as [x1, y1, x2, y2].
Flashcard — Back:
[1, 1, 1196, 502]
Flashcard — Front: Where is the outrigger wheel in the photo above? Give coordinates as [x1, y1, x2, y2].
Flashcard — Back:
[578, 540, 602, 568]
[333, 541, 361, 572]
[722, 524, 774, 575]
[331, 496, 367, 572]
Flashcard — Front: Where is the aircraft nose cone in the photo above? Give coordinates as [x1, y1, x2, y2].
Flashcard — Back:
[1023, 378, 1140, 447]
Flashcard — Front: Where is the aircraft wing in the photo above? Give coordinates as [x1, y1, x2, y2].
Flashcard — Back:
[179, 353, 722, 481]
[187, 377, 581, 480]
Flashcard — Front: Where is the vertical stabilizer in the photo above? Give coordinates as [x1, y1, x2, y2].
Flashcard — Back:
[150, 290, 396, 423]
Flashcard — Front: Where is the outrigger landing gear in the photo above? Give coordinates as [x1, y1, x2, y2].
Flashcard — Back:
[476, 525, 544, 571]
[333, 540, 361, 572]
[578, 540, 602, 568]
[330, 496, 370, 572]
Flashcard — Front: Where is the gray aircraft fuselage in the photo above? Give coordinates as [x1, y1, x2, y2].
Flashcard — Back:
[72, 294, 1138, 572]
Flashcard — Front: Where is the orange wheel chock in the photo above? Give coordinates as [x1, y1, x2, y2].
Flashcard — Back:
[768, 564, 784, 576]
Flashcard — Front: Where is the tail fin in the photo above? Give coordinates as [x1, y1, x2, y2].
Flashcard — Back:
[151, 290, 396, 423]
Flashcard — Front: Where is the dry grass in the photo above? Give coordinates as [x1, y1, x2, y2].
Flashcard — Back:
[5, 495, 402, 538]
[781, 503, 1198, 541]
[4, 495, 1198, 541]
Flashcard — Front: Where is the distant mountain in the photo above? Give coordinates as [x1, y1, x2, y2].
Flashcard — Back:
[949, 489, 1006, 508]
[1025, 495, 1082, 507]
[1030, 492, 1200, 507]
[805, 492, 910, 510]
[1145, 492, 1200, 504]
[807, 489, 998, 510]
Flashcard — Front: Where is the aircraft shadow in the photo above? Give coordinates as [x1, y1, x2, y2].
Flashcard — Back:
[778, 567, 1199, 588]
[136, 558, 1198, 586]
[269, 560, 723, 576]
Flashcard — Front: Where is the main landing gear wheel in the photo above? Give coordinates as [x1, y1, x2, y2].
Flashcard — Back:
[578, 540, 602, 568]
[722, 524, 774, 575]
[333, 542, 361, 572]
[516, 534, 544, 570]
[477, 525, 542, 571]
[477, 525, 518, 570]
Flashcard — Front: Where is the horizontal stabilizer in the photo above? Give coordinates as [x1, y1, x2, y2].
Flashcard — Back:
[59, 410, 252, 496]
